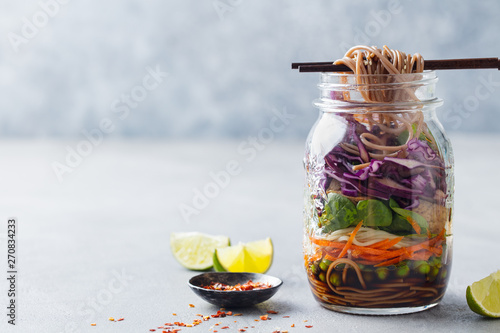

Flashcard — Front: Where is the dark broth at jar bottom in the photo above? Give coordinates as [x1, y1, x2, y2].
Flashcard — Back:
[306, 245, 451, 308]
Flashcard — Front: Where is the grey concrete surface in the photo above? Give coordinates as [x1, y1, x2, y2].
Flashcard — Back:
[1, 135, 499, 332]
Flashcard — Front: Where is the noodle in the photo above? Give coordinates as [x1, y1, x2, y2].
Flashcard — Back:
[309, 258, 442, 308]
[333, 45, 428, 159]
[320, 226, 424, 248]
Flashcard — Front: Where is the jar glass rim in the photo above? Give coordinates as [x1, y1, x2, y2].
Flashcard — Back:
[315, 70, 442, 110]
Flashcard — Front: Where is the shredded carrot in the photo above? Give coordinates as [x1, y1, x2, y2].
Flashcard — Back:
[324, 248, 342, 259]
[309, 228, 445, 267]
[310, 238, 345, 248]
[408, 250, 434, 261]
[324, 253, 338, 262]
[437, 227, 446, 239]
[338, 221, 363, 258]
[406, 216, 421, 234]
[376, 236, 404, 250]
[374, 250, 410, 267]
[369, 238, 391, 249]
[309, 249, 323, 262]
[350, 245, 407, 257]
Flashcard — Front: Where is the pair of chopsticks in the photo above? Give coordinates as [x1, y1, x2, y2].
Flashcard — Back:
[292, 58, 500, 72]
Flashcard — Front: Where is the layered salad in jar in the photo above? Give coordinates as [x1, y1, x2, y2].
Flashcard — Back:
[303, 46, 453, 311]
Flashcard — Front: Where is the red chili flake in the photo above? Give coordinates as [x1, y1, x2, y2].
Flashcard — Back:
[221, 326, 229, 329]
[90, 323, 96, 326]
[291, 324, 295, 327]
[260, 315, 269, 321]
[267, 310, 279, 314]
[117, 318, 124, 321]
[239, 330, 246, 332]
[202, 280, 272, 291]
[233, 313, 243, 316]
[149, 330, 156, 332]
[283, 316, 290, 318]
[226, 311, 233, 316]
[306, 325, 313, 328]
[189, 304, 195, 308]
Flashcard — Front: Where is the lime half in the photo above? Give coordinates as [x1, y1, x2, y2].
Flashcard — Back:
[213, 238, 273, 273]
[170, 232, 230, 270]
[466, 270, 500, 318]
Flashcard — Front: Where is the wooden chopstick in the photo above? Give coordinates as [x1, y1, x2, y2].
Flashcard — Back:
[292, 57, 500, 72]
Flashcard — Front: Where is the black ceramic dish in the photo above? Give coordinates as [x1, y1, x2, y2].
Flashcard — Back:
[188, 272, 283, 307]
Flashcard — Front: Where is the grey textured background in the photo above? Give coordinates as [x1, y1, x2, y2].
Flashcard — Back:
[1, 0, 500, 138]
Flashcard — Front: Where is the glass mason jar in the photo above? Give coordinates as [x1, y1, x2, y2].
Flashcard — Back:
[303, 71, 454, 315]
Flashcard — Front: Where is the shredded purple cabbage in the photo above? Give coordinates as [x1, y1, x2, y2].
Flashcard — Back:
[323, 136, 446, 206]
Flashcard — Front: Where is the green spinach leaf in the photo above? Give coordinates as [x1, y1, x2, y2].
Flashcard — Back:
[389, 199, 429, 234]
[319, 193, 358, 233]
[357, 199, 392, 227]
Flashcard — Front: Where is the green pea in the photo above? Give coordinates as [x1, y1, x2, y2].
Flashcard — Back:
[410, 260, 427, 269]
[429, 266, 440, 279]
[429, 256, 442, 268]
[376, 267, 389, 281]
[319, 259, 331, 271]
[309, 264, 318, 275]
[396, 265, 410, 278]
[335, 263, 345, 271]
[329, 272, 341, 287]
[416, 263, 431, 275]
[319, 272, 326, 282]
[440, 268, 448, 280]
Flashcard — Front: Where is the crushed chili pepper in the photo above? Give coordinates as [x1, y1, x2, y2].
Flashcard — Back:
[260, 314, 269, 321]
[306, 325, 313, 328]
[267, 310, 279, 314]
[201, 280, 272, 291]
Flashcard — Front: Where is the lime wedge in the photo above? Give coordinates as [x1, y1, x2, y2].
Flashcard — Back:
[170, 232, 230, 270]
[213, 238, 273, 273]
[466, 270, 500, 318]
